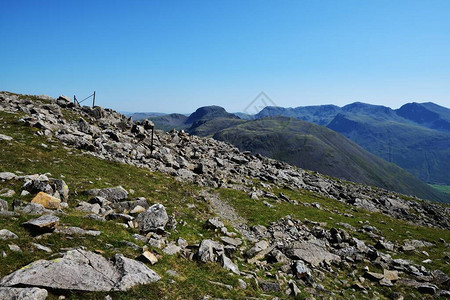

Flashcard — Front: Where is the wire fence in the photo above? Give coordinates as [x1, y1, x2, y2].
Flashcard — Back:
[74, 91, 96, 107]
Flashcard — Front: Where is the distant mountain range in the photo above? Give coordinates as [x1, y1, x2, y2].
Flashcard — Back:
[257, 102, 450, 185]
[126, 101, 450, 203]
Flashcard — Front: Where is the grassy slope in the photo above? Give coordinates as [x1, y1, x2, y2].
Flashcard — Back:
[431, 184, 450, 196]
[0, 107, 449, 299]
[213, 117, 448, 203]
[188, 118, 246, 137]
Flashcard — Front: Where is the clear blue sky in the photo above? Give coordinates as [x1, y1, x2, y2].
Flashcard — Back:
[1, 0, 449, 113]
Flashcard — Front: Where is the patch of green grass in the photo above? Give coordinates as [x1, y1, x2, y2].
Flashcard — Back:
[431, 184, 450, 196]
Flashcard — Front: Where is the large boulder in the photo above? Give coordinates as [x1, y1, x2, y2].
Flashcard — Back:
[85, 186, 128, 202]
[49, 179, 69, 202]
[285, 241, 340, 267]
[23, 179, 53, 195]
[113, 254, 161, 291]
[0, 172, 17, 181]
[0, 249, 160, 292]
[22, 215, 59, 234]
[31, 192, 61, 209]
[221, 254, 240, 274]
[198, 239, 224, 262]
[136, 204, 168, 233]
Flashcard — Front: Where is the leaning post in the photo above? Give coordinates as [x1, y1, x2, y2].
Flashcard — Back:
[151, 124, 155, 154]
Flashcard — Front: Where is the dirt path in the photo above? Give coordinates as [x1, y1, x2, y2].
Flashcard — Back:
[199, 189, 255, 241]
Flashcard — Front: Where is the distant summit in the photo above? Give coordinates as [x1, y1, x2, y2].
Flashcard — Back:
[185, 105, 239, 125]
[256, 105, 340, 126]
[397, 102, 450, 132]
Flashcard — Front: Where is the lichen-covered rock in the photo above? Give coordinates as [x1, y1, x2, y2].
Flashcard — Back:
[31, 192, 61, 209]
[113, 253, 161, 291]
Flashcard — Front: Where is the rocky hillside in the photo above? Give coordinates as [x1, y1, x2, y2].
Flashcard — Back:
[0, 91, 449, 299]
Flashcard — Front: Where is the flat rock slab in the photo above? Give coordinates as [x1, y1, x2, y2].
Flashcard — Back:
[85, 186, 128, 202]
[0, 134, 13, 141]
[20, 203, 54, 215]
[0, 249, 160, 292]
[54, 226, 101, 236]
[22, 215, 59, 233]
[0, 172, 17, 180]
[259, 280, 281, 292]
[285, 241, 340, 267]
[0, 287, 48, 300]
[365, 271, 385, 281]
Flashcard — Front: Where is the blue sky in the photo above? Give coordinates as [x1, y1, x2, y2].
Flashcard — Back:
[1, 1, 449, 113]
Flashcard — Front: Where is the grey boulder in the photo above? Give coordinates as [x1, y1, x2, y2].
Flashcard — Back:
[85, 186, 128, 202]
[22, 215, 59, 233]
[19, 203, 53, 215]
[285, 241, 340, 267]
[0, 287, 48, 300]
[221, 255, 240, 274]
[136, 204, 168, 233]
[0, 249, 160, 292]
[0, 229, 18, 240]
[0, 199, 7, 211]
[198, 239, 224, 262]
[0, 172, 17, 181]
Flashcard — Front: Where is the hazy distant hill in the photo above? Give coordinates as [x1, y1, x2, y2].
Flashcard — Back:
[253, 102, 450, 185]
[212, 116, 448, 202]
[145, 106, 241, 133]
[149, 113, 188, 132]
[256, 105, 341, 126]
[397, 102, 450, 133]
[233, 112, 255, 120]
[126, 112, 167, 121]
[185, 106, 239, 125]
[326, 103, 450, 185]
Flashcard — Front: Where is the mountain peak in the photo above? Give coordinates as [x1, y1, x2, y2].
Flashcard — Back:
[185, 106, 238, 125]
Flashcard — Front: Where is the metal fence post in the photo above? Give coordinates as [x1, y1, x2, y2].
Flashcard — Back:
[92, 91, 96, 108]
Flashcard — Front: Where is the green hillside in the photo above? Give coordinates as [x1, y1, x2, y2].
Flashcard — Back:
[328, 113, 450, 185]
[213, 117, 449, 203]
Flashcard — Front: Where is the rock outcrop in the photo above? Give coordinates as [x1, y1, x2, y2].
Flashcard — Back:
[0, 249, 160, 292]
